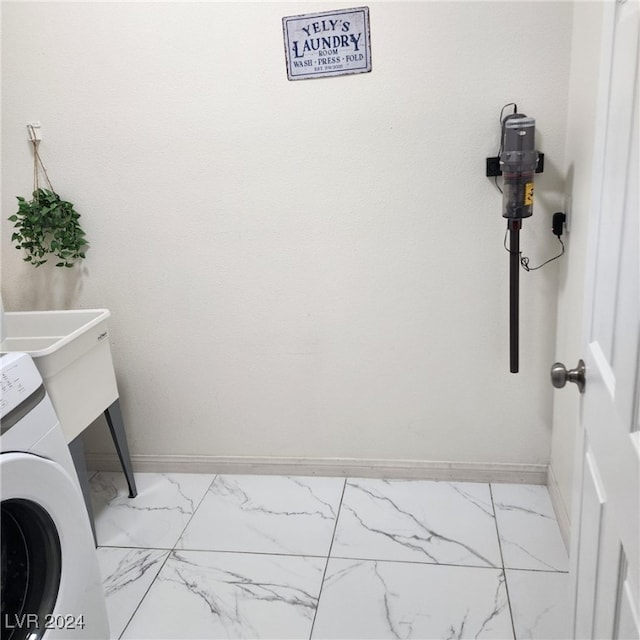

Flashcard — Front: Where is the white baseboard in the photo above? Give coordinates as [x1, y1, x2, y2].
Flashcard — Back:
[547, 463, 571, 551]
[85, 453, 548, 485]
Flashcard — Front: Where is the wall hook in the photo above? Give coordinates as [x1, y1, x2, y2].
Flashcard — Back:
[27, 122, 42, 145]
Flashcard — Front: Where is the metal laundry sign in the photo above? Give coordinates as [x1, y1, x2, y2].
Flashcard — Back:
[282, 6, 371, 81]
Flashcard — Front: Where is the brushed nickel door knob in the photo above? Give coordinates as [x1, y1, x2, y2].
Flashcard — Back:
[551, 359, 586, 393]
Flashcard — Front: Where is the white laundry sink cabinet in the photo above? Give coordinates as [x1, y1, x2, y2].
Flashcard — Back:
[1, 307, 137, 542]
[1, 309, 118, 442]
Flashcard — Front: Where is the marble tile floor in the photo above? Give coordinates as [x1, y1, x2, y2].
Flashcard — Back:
[90, 472, 571, 640]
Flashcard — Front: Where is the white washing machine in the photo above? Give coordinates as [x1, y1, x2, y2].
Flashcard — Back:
[1, 352, 109, 640]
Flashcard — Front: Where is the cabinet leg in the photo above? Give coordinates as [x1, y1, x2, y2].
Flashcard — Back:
[104, 399, 138, 498]
[69, 435, 98, 547]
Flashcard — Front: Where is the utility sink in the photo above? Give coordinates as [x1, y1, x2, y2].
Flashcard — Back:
[1, 309, 119, 442]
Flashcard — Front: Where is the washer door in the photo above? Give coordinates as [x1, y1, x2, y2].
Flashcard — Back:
[2, 497, 62, 640]
[1, 453, 109, 640]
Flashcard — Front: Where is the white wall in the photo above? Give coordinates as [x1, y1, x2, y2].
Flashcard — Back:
[1, 2, 573, 469]
[550, 0, 605, 524]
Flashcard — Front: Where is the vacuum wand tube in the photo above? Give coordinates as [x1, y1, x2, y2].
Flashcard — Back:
[507, 219, 519, 373]
[500, 114, 538, 373]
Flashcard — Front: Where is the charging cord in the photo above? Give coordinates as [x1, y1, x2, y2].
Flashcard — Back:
[504, 212, 566, 271]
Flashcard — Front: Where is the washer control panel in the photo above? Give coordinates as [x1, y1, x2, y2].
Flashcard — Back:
[1, 352, 43, 419]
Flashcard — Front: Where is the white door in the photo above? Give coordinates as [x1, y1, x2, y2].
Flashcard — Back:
[569, 0, 639, 638]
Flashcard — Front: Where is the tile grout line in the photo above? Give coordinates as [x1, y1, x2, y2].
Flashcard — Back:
[116, 549, 173, 640]
[489, 483, 517, 640]
[100, 545, 555, 572]
[308, 477, 348, 640]
[171, 473, 219, 550]
[114, 473, 219, 640]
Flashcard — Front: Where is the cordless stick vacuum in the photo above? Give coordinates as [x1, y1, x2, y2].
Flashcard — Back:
[500, 114, 538, 373]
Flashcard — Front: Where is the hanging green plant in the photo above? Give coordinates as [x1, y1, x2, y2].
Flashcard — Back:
[8, 127, 89, 267]
[9, 189, 88, 267]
